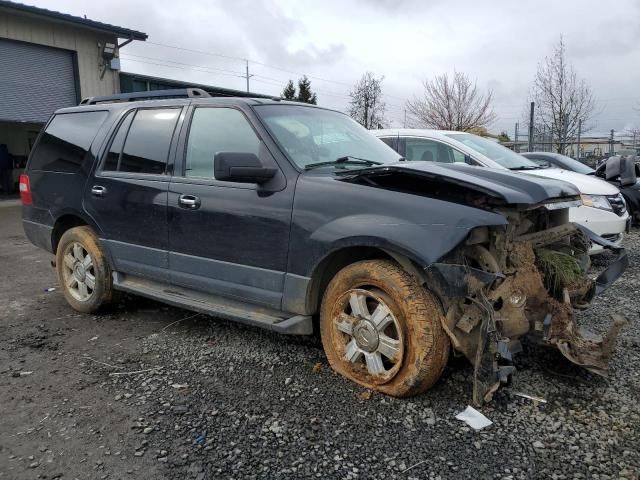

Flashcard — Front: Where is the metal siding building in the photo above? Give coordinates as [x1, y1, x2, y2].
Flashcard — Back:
[0, 0, 146, 192]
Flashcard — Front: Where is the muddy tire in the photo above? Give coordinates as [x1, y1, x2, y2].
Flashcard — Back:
[320, 260, 450, 397]
[56, 226, 113, 313]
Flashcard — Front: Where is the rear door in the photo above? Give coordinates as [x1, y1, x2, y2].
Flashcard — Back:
[85, 106, 183, 281]
[167, 106, 294, 309]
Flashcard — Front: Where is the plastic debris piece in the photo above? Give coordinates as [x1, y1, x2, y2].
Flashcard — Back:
[195, 434, 206, 446]
[44, 287, 56, 292]
[171, 383, 188, 389]
[455, 406, 492, 430]
[509, 390, 547, 404]
[88, 336, 98, 342]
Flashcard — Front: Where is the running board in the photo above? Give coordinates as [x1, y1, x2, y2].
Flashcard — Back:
[113, 273, 313, 335]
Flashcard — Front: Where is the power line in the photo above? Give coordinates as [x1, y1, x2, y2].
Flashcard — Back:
[142, 40, 408, 102]
[120, 57, 247, 80]
[122, 53, 246, 76]
[121, 54, 407, 110]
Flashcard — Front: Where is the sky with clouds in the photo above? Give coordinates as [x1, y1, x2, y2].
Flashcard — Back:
[37, 0, 640, 136]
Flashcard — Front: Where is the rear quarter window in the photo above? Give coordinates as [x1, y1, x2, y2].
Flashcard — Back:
[29, 111, 108, 173]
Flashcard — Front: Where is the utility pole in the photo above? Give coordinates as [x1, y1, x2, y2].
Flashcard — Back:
[542, 125, 547, 152]
[609, 129, 614, 155]
[245, 59, 253, 93]
[576, 119, 582, 160]
[528, 102, 535, 152]
[403, 109, 407, 128]
[514, 122, 519, 153]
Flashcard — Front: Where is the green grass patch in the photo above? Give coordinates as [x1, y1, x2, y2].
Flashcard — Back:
[535, 248, 584, 295]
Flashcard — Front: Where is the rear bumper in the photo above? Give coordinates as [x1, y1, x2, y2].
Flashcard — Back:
[22, 219, 53, 253]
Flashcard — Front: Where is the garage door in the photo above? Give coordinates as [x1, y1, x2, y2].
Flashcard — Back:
[0, 39, 77, 123]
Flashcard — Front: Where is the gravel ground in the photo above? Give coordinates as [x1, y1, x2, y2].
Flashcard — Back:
[0, 203, 638, 479]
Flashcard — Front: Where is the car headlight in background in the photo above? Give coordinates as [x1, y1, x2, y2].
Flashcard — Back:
[580, 194, 613, 211]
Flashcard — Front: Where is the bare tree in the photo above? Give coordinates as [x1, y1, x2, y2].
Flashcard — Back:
[348, 72, 386, 129]
[531, 36, 595, 154]
[405, 71, 496, 131]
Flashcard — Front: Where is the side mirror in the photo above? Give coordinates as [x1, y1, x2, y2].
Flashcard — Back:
[214, 152, 277, 184]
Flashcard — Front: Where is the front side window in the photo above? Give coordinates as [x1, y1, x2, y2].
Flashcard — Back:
[254, 105, 401, 169]
[185, 108, 260, 179]
[404, 138, 467, 164]
[103, 108, 180, 174]
[29, 111, 108, 173]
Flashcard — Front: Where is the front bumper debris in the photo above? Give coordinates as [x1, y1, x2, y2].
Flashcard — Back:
[427, 225, 628, 406]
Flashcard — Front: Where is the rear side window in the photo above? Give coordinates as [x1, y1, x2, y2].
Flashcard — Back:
[103, 111, 134, 171]
[29, 111, 108, 173]
[103, 108, 180, 174]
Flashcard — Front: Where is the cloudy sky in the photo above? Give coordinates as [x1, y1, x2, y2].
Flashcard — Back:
[38, 0, 640, 136]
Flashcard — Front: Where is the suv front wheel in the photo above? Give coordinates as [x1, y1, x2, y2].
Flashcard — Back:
[320, 260, 450, 397]
[56, 226, 113, 313]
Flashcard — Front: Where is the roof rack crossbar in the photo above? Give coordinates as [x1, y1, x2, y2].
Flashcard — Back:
[79, 88, 211, 105]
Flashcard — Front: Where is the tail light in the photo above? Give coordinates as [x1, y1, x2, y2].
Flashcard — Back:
[19, 174, 32, 205]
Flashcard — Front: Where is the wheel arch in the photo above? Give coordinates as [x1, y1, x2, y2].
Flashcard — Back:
[305, 244, 428, 316]
[51, 212, 101, 254]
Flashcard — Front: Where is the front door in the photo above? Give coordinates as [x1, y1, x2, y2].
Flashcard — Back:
[85, 107, 182, 281]
[167, 106, 294, 309]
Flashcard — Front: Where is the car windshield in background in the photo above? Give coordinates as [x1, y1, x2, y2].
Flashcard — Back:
[254, 104, 401, 169]
[445, 133, 541, 170]
[554, 156, 595, 174]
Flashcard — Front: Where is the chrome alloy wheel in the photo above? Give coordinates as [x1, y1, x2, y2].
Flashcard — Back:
[61, 242, 96, 302]
[333, 288, 404, 382]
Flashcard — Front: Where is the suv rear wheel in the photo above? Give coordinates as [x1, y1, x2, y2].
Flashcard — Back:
[56, 226, 113, 313]
[320, 260, 450, 397]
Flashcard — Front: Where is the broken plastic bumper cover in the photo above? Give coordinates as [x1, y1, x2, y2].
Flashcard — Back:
[548, 225, 628, 376]
[424, 225, 628, 405]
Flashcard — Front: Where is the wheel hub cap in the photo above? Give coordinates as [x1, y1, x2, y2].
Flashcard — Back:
[73, 263, 86, 282]
[353, 319, 379, 352]
[332, 289, 404, 382]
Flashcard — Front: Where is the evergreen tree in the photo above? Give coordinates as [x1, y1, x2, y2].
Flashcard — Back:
[282, 80, 296, 100]
[296, 76, 317, 104]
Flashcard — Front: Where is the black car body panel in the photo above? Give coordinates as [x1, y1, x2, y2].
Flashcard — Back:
[335, 161, 580, 205]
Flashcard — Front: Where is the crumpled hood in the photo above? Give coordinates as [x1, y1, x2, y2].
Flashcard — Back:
[339, 161, 581, 206]
[524, 168, 620, 195]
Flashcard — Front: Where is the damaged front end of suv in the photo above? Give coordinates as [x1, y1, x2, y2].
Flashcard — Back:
[339, 163, 628, 405]
[428, 203, 627, 404]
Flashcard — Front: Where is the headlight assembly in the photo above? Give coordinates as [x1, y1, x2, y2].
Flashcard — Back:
[580, 194, 612, 211]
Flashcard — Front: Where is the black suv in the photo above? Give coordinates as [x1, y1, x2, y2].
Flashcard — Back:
[21, 89, 626, 404]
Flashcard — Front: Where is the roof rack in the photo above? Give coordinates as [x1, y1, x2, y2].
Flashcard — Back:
[79, 88, 211, 105]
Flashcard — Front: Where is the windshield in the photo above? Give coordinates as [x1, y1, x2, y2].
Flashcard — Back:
[553, 155, 595, 174]
[254, 104, 401, 169]
[445, 133, 541, 170]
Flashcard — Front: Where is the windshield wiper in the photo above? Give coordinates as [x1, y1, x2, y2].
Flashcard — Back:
[509, 165, 541, 171]
[304, 156, 383, 170]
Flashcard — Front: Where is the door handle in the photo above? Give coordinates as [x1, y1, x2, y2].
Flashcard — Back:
[178, 194, 201, 209]
[91, 185, 106, 197]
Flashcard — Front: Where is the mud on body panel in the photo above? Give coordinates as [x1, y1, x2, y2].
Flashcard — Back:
[426, 204, 628, 405]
